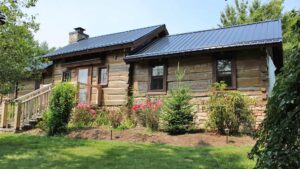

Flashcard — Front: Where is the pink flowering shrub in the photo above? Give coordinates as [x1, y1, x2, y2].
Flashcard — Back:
[70, 103, 97, 127]
[131, 98, 162, 131]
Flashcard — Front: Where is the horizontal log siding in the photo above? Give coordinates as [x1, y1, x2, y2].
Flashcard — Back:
[52, 52, 129, 106]
[132, 49, 268, 128]
[103, 53, 129, 106]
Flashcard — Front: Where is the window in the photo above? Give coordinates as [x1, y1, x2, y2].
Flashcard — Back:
[215, 58, 236, 88]
[62, 71, 71, 82]
[98, 67, 108, 86]
[149, 64, 166, 92]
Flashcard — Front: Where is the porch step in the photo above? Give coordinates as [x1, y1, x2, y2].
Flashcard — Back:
[0, 128, 16, 133]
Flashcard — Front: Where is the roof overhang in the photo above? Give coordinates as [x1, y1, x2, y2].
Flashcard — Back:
[47, 43, 133, 60]
[45, 25, 168, 60]
[124, 41, 282, 63]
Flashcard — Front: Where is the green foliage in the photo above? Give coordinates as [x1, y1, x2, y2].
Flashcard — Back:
[0, 0, 49, 95]
[132, 98, 162, 131]
[161, 65, 195, 135]
[282, 10, 300, 58]
[106, 108, 123, 128]
[94, 110, 109, 126]
[249, 22, 300, 169]
[206, 82, 254, 135]
[36, 110, 51, 132]
[69, 104, 97, 128]
[118, 118, 135, 130]
[219, 0, 283, 27]
[46, 83, 76, 136]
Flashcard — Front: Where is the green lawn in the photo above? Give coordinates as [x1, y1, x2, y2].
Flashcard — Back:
[0, 133, 254, 169]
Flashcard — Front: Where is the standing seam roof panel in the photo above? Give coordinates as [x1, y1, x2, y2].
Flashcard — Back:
[45, 24, 165, 58]
[127, 20, 282, 59]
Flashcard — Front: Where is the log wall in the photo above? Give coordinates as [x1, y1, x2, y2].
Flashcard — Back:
[52, 51, 129, 106]
[132, 49, 268, 128]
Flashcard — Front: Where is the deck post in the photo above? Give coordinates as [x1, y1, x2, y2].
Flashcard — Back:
[0, 101, 8, 128]
[14, 102, 22, 130]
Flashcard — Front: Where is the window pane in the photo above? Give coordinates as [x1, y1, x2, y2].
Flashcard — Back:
[218, 76, 232, 87]
[79, 88, 88, 103]
[78, 69, 88, 84]
[151, 77, 163, 90]
[99, 68, 108, 85]
[62, 71, 71, 82]
[152, 65, 164, 76]
[217, 59, 232, 87]
[217, 60, 231, 72]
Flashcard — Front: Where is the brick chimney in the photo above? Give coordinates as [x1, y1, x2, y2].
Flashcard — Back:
[69, 27, 89, 44]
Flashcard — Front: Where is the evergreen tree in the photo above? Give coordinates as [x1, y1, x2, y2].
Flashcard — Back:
[161, 64, 195, 135]
[219, 0, 283, 27]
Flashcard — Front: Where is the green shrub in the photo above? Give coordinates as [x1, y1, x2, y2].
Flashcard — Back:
[94, 106, 136, 129]
[46, 82, 76, 136]
[206, 82, 254, 135]
[94, 110, 109, 126]
[131, 98, 162, 131]
[69, 103, 97, 128]
[160, 65, 195, 135]
[107, 108, 123, 128]
[37, 110, 51, 132]
[118, 118, 135, 130]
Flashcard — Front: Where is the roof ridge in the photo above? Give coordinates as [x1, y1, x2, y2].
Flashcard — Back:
[84, 24, 165, 41]
[165, 19, 280, 38]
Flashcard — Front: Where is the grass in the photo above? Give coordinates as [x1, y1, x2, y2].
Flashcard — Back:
[0, 133, 255, 169]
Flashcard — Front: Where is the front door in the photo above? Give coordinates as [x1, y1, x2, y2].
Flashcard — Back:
[78, 68, 91, 104]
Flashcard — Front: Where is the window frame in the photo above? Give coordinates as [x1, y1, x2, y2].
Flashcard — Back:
[76, 67, 92, 104]
[62, 70, 71, 82]
[213, 57, 237, 89]
[148, 63, 167, 93]
[98, 65, 109, 87]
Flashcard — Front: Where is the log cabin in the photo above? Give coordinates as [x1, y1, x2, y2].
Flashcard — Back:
[1, 20, 283, 129]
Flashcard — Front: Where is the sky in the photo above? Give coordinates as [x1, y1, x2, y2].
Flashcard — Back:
[28, 0, 299, 48]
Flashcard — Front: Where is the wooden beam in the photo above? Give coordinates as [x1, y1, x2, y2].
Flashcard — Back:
[14, 102, 22, 130]
[0, 102, 8, 128]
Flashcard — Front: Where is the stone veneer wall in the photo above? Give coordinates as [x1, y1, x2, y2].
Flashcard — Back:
[193, 91, 267, 129]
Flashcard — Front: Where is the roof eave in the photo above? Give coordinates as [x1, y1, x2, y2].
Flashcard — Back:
[124, 41, 282, 63]
[47, 42, 134, 60]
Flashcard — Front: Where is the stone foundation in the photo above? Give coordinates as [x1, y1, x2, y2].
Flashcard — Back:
[193, 90, 267, 129]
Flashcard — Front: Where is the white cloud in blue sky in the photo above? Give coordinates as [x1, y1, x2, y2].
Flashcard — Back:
[28, 0, 299, 48]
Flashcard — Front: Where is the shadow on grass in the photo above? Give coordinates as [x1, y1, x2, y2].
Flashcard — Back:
[0, 134, 254, 169]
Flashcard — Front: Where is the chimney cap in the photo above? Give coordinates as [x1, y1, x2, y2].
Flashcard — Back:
[74, 27, 85, 32]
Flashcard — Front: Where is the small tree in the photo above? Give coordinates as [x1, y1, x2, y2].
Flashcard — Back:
[206, 82, 254, 135]
[46, 83, 76, 136]
[161, 64, 194, 135]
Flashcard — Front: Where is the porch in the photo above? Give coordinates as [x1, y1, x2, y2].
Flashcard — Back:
[0, 82, 103, 132]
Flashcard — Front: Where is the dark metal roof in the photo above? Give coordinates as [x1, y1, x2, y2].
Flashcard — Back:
[45, 25, 165, 58]
[126, 20, 282, 61]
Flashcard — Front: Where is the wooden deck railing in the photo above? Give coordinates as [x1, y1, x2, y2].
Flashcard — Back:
[0, 84, 52, 130]
[0, 82, 102, 131]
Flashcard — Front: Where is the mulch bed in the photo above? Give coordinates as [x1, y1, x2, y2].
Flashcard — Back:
[66, 126, 256, 147]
